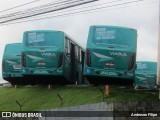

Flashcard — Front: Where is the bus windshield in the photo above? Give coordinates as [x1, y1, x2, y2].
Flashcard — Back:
[93, 27, 135, 48]
[5, 44, 21, 54]
[26, 32, 60, 47]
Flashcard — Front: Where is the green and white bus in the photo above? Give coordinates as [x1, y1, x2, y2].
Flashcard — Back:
[21, 30, 85, 84]
[84, 25, 137, 85]
[2, 43, 24, 85]
[135, 61, 157, 90]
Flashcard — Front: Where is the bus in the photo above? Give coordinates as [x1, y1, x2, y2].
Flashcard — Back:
[2, 43, 24, 85]
[134, 61, 157, 90]
[83, 25, 137, 85]
[21, 30, 85, 84]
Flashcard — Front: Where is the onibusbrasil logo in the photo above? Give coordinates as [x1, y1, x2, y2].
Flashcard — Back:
[1, 112, 42, 118]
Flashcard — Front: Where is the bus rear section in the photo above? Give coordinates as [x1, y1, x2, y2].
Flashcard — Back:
[134, 61, 157, 90]
[21, 31, 65, 84]
[2, 43, 24, 85]
[84, 26, 137, 85]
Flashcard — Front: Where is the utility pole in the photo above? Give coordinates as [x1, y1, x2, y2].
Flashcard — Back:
[157, 0, 160, 85]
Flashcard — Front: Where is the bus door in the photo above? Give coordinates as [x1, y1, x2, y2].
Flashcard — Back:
[81, 51, 85, 83]
[70, 43, 76, 81]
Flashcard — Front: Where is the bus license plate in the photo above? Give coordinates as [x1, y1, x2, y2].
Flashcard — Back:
[34, 70, 48, 74]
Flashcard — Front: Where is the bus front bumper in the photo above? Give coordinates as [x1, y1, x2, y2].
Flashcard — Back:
[21, 67, 63, 75]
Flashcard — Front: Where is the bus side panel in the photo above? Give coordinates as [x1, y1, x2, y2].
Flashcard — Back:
[64, 54, 71, 82]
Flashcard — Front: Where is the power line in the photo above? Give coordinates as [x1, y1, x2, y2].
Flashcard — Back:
[0, 0, 157, 26]
[0, 0, 152, 25]
[18, 0, 124, 21]
[0, 0, 141, 23]
[0, 0, 98, 19]
[37, 0, 133, 18]
[0, 0, 117, 23]
[49, 0, 123, 14]
[0, 0, 41, 13]
[0, 0, 99, 24]
[46, 0, 158, 17]
[0, 0, 82, 19]
[3, 0, 114, 20]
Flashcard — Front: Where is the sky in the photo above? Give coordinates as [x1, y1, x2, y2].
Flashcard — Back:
[0, 0, 159, 83]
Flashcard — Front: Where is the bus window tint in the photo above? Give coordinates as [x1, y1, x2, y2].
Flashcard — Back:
[79, 48, 82, 63]
[26, 32, 59, 47]
[5, 44, 21, 55]
[65, 38, 70, 56]
[137, 62, 157, 72]
[93, 27, 134, 48]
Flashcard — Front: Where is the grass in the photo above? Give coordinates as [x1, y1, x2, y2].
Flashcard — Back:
[0, 85, 159, 111]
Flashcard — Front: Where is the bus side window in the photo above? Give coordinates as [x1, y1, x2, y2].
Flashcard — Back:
[79, 48, 82, 63]
[75, 46, 79, 61]
[65, 37, 70, 57]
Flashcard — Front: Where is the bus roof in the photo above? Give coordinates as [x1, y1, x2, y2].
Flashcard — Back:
[23, 30, 85, 51]
[5, 43, 21, 50]
[90, 25, 137, 31]
[24, 30, 64, 33]
[5, 43, 21, 46]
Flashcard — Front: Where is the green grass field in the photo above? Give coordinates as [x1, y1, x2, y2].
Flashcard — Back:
[0, 85, 158, 111]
